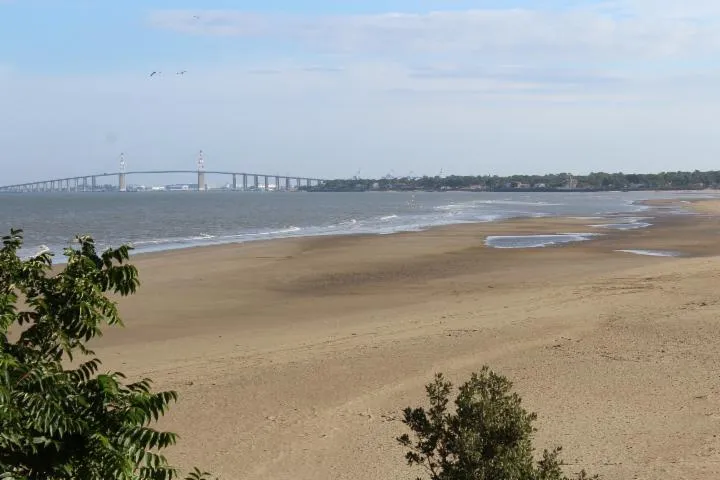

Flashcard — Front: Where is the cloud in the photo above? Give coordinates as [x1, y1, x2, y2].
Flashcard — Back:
[146, 5, 720, 63]
[6, 3, 720, 184]
[2, 62, 720, 184]
[140, 3, 720, 113]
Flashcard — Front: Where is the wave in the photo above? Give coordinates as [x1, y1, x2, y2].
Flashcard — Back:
[475, 200, 565, 206]
[485, 233, 601, 249]
[434, 200, 562, 211]
[615, 249, 681, 257]
[434, 203, 471, 211]
[243, 226, 302, 237]
[17, 192, 690, 261]
[589, 222, 652, 231]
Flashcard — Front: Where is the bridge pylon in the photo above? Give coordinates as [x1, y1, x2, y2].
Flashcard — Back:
[197, 150, 206, 191]
[118, 153, 127, 192]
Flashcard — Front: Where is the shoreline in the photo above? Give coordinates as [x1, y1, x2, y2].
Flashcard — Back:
[24, 190, 710, 264]
[121, 204, 717, 283]
[125, 195, 702, 263]
[119, 198, 673, 263]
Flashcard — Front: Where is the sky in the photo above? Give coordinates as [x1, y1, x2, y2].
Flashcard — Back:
[2, 0, 720, 184]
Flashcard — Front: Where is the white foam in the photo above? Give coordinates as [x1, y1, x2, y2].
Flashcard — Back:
[485, 233, 600, 249]
[434, 203, 471, 211]
[476, 200, 565, 206]
[434, 199, 562, 212]
[252, 226, 302, 236]
[474, 214, 506, 222]
[615, 249, 681, 257]
[589, 222, 652, 230]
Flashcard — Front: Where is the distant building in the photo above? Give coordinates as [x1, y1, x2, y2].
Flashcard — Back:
[559, 177, 578, 190]
[166, 184, 191, 191]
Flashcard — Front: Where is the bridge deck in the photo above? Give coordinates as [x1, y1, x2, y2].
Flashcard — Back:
[0, 171, 326, 191]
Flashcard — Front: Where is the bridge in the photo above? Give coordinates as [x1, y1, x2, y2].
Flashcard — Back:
[0, 152, 326, 193]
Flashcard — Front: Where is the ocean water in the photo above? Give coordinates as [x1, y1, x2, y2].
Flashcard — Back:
[0, 190, 703, 259]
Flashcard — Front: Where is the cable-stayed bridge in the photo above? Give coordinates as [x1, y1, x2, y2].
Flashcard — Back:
[0, 152, 326, 193]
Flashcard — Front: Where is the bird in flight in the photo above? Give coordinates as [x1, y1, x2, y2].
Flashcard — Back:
[177, 70, 187, 75]
[192, 15, 200, 20]
[149, 71, 161, 77]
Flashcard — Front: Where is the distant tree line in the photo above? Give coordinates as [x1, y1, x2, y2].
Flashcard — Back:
[303, 170, 720, 192]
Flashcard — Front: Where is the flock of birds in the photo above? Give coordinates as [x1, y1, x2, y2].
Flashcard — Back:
[149, 71, 186, 77]
[149, 15, 200, 78]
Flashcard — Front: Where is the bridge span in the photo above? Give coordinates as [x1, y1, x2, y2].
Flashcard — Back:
[0, 169, 326, 193]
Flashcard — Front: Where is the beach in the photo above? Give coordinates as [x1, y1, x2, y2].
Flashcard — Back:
[91, 199, 720, 479]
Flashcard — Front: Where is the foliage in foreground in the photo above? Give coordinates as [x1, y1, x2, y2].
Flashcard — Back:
[0, 229, 214, 480]
[398, 367, 598, 480]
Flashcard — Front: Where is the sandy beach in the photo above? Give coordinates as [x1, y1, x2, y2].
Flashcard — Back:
[91, 198, 720, 480]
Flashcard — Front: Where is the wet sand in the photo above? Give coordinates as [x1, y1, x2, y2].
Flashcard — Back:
[92, 198, 720, 479]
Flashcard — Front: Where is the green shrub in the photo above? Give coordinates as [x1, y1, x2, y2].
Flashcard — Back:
[0, 229, 215, 480]
[398, 367, 598, 480]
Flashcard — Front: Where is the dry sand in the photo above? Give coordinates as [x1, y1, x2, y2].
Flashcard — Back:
[92, 198, 720, 479]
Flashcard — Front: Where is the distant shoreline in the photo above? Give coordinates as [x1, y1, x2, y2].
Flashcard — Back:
[303, 187, 720, 194]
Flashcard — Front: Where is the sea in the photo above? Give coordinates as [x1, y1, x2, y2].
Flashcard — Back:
[0, 190, 710, 261]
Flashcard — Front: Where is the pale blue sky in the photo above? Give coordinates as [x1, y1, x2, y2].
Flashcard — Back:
[0, 0, 600, 74]
[2, 0, 720, 183]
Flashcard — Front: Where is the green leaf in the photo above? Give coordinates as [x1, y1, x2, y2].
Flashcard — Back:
[0, 230, 216, 480]
[398, 368, 597, 480]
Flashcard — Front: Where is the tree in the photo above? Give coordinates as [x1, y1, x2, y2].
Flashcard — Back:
[398, 366, 598, 480]
[0, 229, 215, 480]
